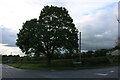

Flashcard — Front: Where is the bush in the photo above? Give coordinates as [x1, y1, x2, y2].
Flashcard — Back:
[81, 57, 110, 65]
[51, 59, 74, 67]
[110, 55, 119, 63]
[94, 49, 108, 57]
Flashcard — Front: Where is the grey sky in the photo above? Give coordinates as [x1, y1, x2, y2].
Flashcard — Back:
[1, 27, 17, 47]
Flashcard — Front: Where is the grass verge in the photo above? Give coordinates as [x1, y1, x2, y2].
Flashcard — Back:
[6, 63, 118, 71]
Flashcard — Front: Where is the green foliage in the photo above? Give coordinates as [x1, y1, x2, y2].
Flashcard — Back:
[114, 38, 120, 50]
[16, 19, 38, 54]
[81, 57, 110, 65]
[94, 49, 108, 57]
[2, 55, 20, 63]
[16, 5, 78, 64]
[108, 55, 119, 63]
[7, 62, 117, 70]
[114, 45, 120, 50]
[85, 50, 94, 57]
[52, 59, 74, 66]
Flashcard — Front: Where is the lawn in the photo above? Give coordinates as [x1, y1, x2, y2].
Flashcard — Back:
[7, 63, 118, 71]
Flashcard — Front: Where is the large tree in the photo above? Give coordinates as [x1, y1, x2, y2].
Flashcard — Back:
[16, 5, 78, 64]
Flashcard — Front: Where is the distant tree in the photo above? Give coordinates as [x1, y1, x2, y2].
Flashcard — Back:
[94, 49, 108, 57]
[87, 50, 94, 53]
[86, 50, 94, 57]
[113, 37, 120, 50]
[81, 52, 86, 58]
[114, 45, 120, 50]
[16, 5, 78, 64]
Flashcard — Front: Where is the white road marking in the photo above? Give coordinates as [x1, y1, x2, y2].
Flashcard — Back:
[95, 73, 108, 76]
[110, 70, 114, 73]
[95, 70, 115, 76]
[5, 70, 8, 73]
[5, 66, 14, 69]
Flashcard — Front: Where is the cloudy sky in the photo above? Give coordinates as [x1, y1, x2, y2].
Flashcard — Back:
[0, 0, 119, 55]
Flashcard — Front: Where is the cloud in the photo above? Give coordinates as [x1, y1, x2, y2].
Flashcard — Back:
[0, 26, 17, 47]
[77, 4, 118, 50]
[0, 0, 44, 32]
[0, 0, 119, 31]
[0, 44, 23, 56]
[0, 27, 1, 43]
[0, 27, 23, 56]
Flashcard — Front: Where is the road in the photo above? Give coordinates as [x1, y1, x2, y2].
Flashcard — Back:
[2, 64, 119, 78]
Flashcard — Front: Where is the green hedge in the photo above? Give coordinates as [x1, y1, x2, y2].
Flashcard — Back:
[51, 59, 74, 67]
[81, 57, 110, 65]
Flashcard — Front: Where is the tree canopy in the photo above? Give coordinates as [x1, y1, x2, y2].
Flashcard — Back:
[16, 5, 78, 63]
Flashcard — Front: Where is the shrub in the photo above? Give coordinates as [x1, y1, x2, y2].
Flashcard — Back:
[81, 57, 110, 65]
[51, 59, 74, 67]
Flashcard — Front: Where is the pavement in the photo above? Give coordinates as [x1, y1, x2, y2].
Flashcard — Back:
[2, 64, 119, 78]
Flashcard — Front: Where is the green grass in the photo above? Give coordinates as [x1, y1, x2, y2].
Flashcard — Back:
[5, 57, 119, 70]
[6, 63, 118, 71]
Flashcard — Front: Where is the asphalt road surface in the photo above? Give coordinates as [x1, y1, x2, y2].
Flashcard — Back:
[2, 64, 119, 78]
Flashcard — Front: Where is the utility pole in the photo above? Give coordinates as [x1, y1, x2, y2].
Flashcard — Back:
[73, 32, 82, 64]
[79, 32, 81, 53]
[116, 2, 120, 47]
[79, 32, 82, 62]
